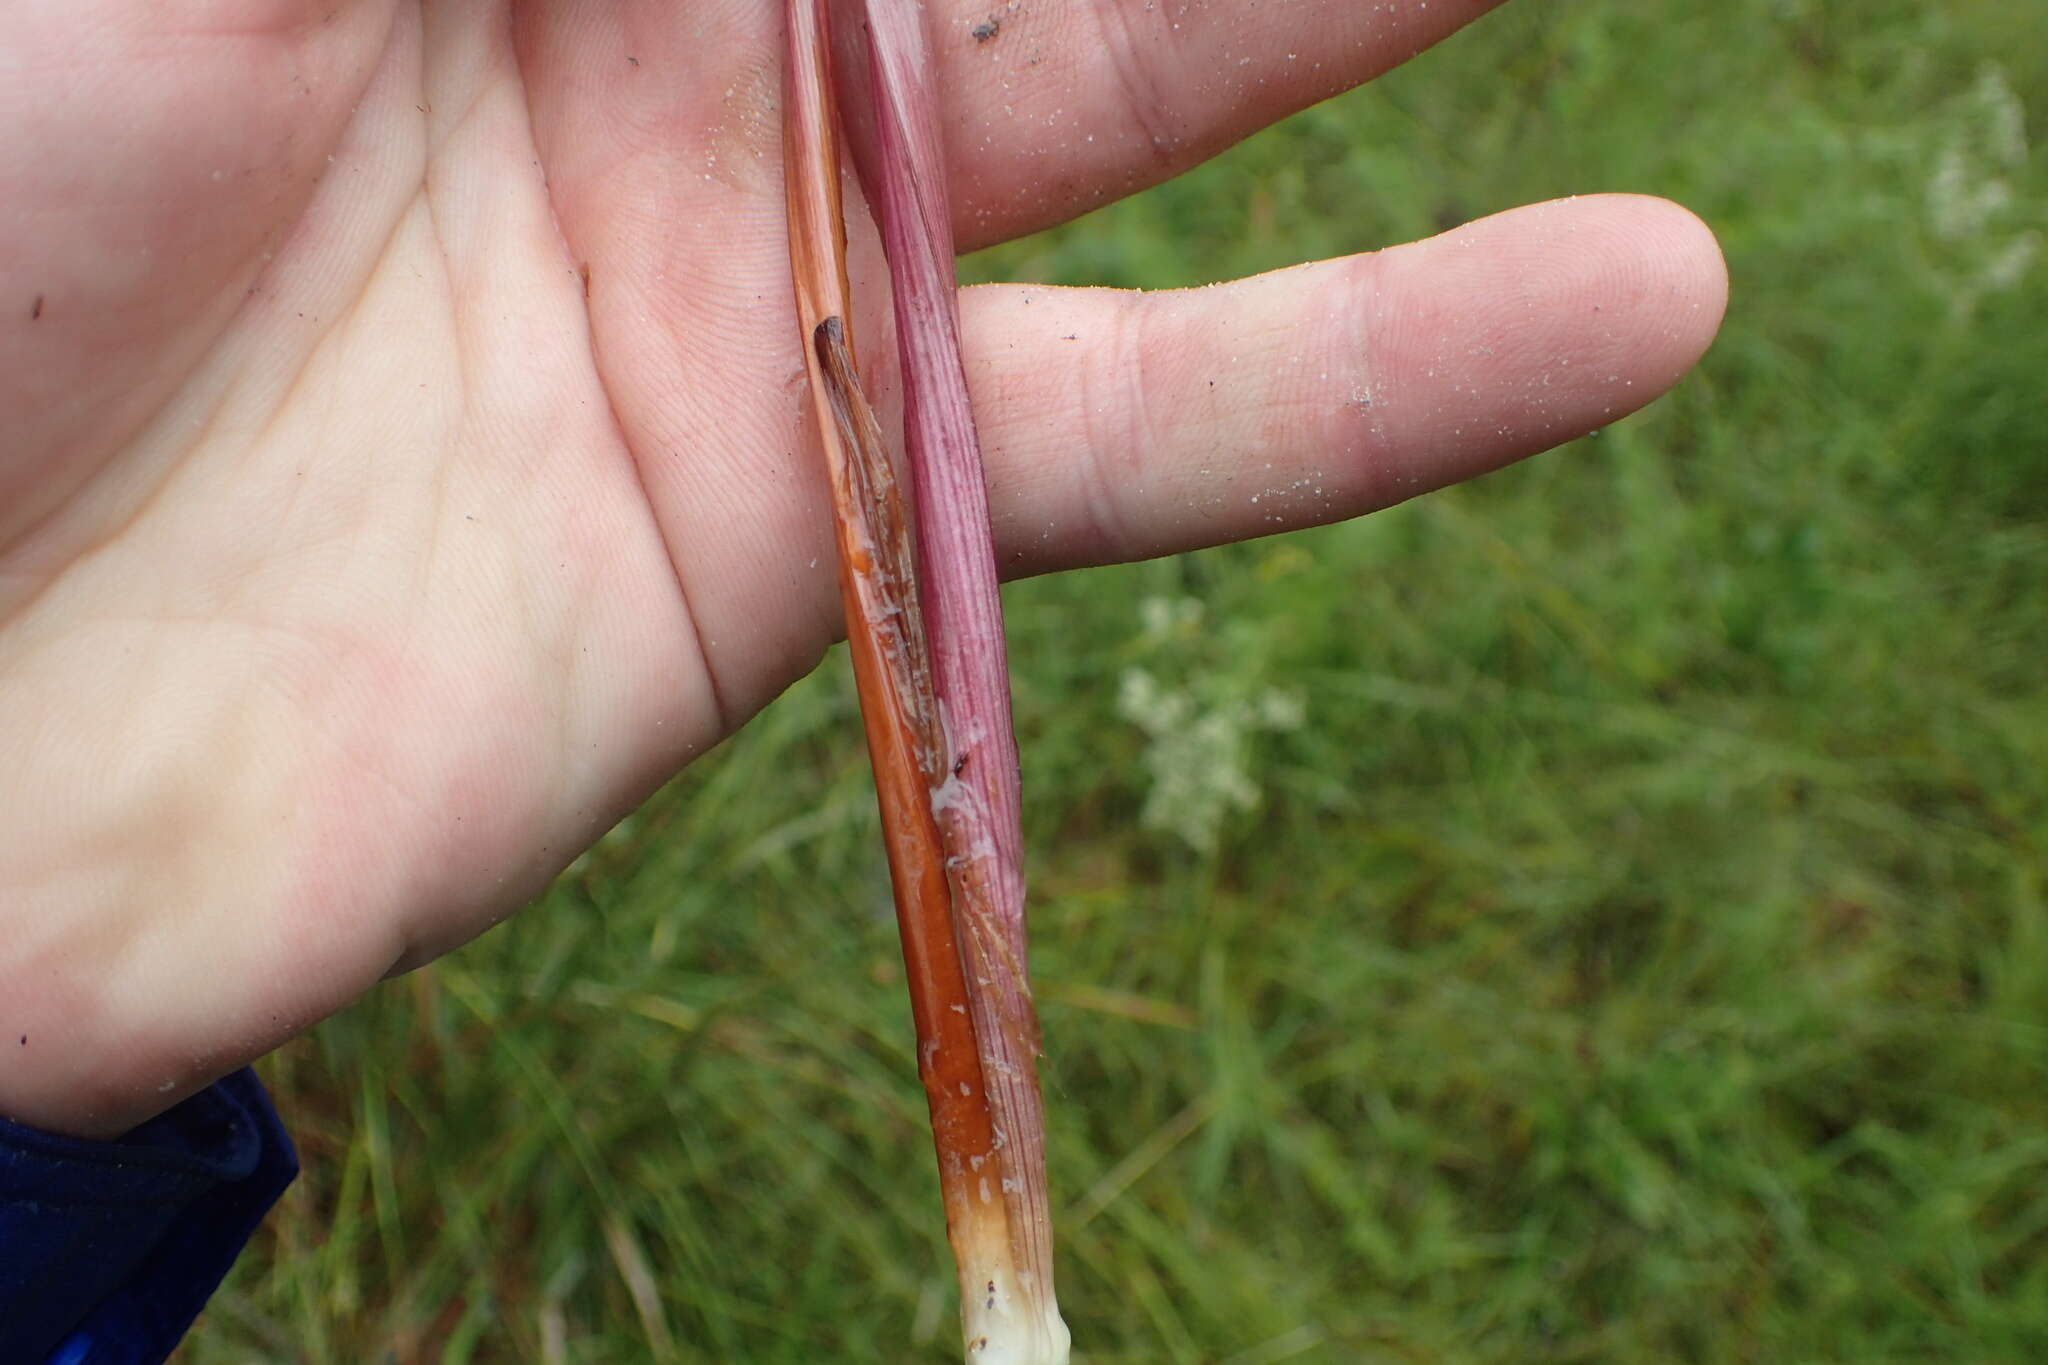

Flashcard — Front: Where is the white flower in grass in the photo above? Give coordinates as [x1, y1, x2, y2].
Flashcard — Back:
[1137, 594, 1205, 642]
[1118, 664, 1304, 854]
[1927, 144, 2010, 244]
[1980, 232, 2041, 294]
[1256, 689, 1307, 732]
[1926, 63, 2037, 301]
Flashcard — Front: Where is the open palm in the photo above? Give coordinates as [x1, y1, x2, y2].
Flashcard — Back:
[0, 0, 1724, 1137]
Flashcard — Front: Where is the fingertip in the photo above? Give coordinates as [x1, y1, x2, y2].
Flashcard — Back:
[1582, 191, 1730, 379]
[1362, 193, 1730, 493]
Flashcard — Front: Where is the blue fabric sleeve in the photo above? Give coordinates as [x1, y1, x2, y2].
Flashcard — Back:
[0, 1069, 298, 1365]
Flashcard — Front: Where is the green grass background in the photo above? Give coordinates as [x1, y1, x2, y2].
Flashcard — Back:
[189, 1, 2048, 1360]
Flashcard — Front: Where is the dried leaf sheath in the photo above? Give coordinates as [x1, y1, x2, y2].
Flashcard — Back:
[782, 0, 1062, 1359]
[814, 317, 1018, 1335]
[861, 0, 1067, 1352]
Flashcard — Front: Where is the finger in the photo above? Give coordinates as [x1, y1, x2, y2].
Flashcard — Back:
[519, 1, 1508, 253]
[674, 193, 1723, 721]
[963, 194, 1728, 573]
[919, 0, 1512, 247]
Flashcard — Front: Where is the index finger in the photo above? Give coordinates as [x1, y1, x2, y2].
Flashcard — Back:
[913, 0, 1511, 248]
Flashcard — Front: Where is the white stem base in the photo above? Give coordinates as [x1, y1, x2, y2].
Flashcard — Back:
[959, 1259, 1071, 1365]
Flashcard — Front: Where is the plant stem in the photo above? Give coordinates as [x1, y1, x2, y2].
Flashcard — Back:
[860, 0, 1067, 1355]
[781, 1, 1067, 1360]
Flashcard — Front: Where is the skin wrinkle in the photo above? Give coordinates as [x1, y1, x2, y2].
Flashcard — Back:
[521, 11, 806, 678]
[147, 14, 432, 581]
[1321, 251, 1398, 503]
[152, 1, 357, 44]
[506, 22, 736, 738]
[409, 27, 545, 598]
[1084, 0, 1195, 170]
[0, 229, 295, 620]
[411, 197, 468, 627]
[1075, 295, 1160, 561]
[421, 64, 499, 164]
[236, 214, 456, 628]
[620, 311, 821, 725]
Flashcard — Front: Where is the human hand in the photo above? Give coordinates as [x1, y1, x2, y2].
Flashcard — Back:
[0, 0, 1724, 1137]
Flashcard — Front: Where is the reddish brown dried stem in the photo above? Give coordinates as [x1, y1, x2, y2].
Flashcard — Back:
[782, 2, 1059, 1359]
[861, 0, 1063, 1335]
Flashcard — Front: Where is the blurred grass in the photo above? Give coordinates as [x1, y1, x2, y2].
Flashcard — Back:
[188, 1, 2047, 1361]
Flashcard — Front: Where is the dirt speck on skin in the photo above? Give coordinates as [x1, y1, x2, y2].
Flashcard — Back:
[971, 16, 1000, 43]
[699, 53, 783, 193]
